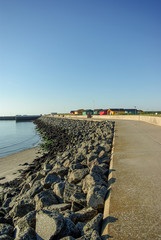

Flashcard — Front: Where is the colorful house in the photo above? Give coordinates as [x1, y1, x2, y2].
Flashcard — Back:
[107, 109, 125, 115]
[82, 109, 94, 115]
[93, 109, 103, 115]
[70, 111, 75, 114]
[124, 109, 138, 114]
[100, 109, 108, 115]
[138, 110, 143, 114]
[74, 109, 84, 115]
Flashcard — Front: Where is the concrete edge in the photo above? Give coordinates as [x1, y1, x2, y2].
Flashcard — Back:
[101, 121, 116, 239]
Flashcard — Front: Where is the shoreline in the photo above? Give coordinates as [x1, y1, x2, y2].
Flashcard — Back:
[0, 117, 114, 239]
[0, 147, 42, 191]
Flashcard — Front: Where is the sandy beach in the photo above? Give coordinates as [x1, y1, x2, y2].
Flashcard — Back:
[0, 147, 42, 191]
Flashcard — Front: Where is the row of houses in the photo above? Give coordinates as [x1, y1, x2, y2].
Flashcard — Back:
[70, 108, 142, 115]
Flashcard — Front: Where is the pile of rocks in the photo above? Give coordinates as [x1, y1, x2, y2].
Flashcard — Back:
[0, 117, 114, 240]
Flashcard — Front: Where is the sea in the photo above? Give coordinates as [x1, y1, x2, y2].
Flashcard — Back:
[0, 120, 41, 158]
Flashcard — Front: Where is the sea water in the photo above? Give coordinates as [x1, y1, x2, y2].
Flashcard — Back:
[0, 120, 41, 158]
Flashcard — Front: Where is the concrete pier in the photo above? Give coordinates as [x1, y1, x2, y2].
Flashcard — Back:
[102, 120, 161, 239]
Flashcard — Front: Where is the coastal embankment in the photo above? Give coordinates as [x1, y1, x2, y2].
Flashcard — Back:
[53, 114, 161, 127]
[0, 117, 114, 239]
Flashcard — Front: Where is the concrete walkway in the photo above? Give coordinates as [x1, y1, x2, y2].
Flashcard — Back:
[102, 120, 161, 240]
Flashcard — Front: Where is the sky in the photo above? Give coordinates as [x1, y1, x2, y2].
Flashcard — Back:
[0, 0, 161, 115]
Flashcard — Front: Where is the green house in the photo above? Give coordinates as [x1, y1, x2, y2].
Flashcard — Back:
[124, 109, 138, 115]
[93, 109, 103, 115]
[82, 109, 94, 115]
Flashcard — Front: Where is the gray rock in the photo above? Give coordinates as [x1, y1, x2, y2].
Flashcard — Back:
[82, 174, 107, 193]
[53, 182, 65, 199]
[39, 169, 50, 176]
[94, 145, 105, 154]
[77, 146, 88, 156]
[3, 193, 13, 201]
[0, 217, 12, 225]
[90, 230, 102, 239]
[53, 162, 63, 169]
[35, 189, 58, 210]
[30, 173, 44, 187]
[44, 203, 71, 212]
[75, 153, 86, 163]
[86, 153, 98, 164]
[76, 222, 86, 235]
[87, 144, 95, 151]
[20, 184, 30, 195]
[15, 226, 36, 240]
[77, 230, 101, 240]
[68, 168, 89, 184]
[70, 192, 87, 207]
[2, 198, 12, 208]
[0, 223, 13, 237]
[100, 143, 111, 153]
[0, 209, 5, 218]
[77, 232, 92, 240]
[101, 156, 111, 164]
[0, 235, 13, 240]
[60, 237, 75, 240]
[16, 211, 36, 230]
[70, 207, 97, 224]
[98, 150, 106, 159]
[9, 203, 34, 219]
[25, 180, 43, 198]
[43, 162, 52, 170]
[43, 173, 61, 188]
[90, 165, 108, 176]
[50, 167, 68, 177]
[56, 218, 80, 239]
[25, 173, 37, 184]
[88, 159, 101, 168]
[70, 163, 87, 171]
[36, 209, 64, 239]
[63, 183, 82, 203]
[71, 202, 83, 212]
[62, 151, 70, 158]
[87, 185, 107, 210]
[63, 159, 70, 168]
[83, 213, 103, 234]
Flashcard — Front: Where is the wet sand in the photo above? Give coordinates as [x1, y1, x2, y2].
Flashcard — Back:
[0, 147, 42, 191]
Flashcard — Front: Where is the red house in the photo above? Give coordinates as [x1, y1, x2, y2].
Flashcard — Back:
[100, 110, 108, 115]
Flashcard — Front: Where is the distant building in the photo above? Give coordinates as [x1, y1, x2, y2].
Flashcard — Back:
[93, 109, 103, 115]
[138, 110, 143, 114]
[107, 109, 125, 115]
[99, 109, 108, 115]
[70, 111, 75, 114]
[74, 109, 84, 115]
[82, 109, 94, 115]
[51, 112, 57, 115]
[124, 109, 138, 114]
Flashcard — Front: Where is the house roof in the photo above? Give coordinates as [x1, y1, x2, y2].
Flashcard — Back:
[124, 109, 138, 111]
[83, 109, 93, 112]
[77, 109, 84, 111]
[108, 108, 125, 111]
[94, 109, 103, 111]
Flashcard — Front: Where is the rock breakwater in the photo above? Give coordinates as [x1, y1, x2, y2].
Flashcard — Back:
[0, 117, 114, 239]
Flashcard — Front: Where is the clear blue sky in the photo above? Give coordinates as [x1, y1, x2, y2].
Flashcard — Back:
[0, 0, 161, 115]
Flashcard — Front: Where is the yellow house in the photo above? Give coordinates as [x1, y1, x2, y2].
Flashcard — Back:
[74, 109, 84, 115]
[108, 108, 125, 115]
